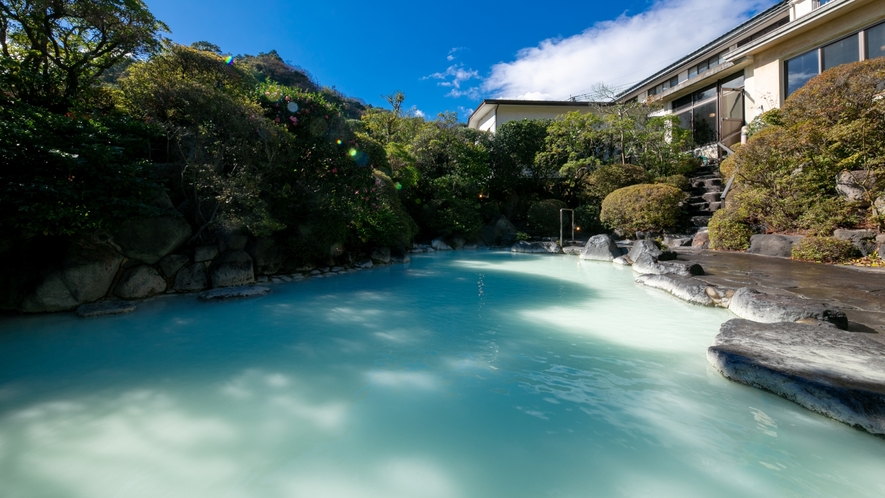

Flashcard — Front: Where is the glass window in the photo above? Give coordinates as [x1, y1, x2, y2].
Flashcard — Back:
[688, 67, 698, 79]
[822, 34, 859, 71]
[867, 23, 885, 60]
[720, 72, 745, 90]
[693, 85, 717, 104]
[697, 60, 708, 73]
[670, 76, 679, 87]
[693, 101, 718, 145]
[673, 95, 693, 112]
[785, 49, 819, 97]
[676, 111, 692, 132]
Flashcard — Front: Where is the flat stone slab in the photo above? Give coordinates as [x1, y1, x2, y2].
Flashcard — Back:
[728, 287, 848, 330]
[76, 301, 136, 317]
[197, 285, 271, 302]
[511, 241, 564, 254]
[708, 319, 885, 435]
[632, 253, 704, 277]
[635, 274, 714, 306]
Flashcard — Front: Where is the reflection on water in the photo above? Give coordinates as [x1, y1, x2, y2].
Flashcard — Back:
[0, 251, 884, 498]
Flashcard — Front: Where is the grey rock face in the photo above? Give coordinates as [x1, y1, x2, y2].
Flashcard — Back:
[511, 241, 564, 254]
[692, 230, 710, 249]
[114, 266, 166, 299]
[245, 238, 284, 275]
[356, 259, 374, 269]
[707, 319, 885, 435]
[451, 236, 466, 250]
[747, 234, 804, 258]
[174, 263, 210, 291]
[479, 215, 518, 246]
[634, 274, 714, 306]
[21, 242, 123, 313]
[193, 245, 219, 263]
[579, 235, 621, 261]
[158, 254, 189, 278]
[112, 215, 192, 264]
[663, 235, 693, 247]
[627, 240, 662, 262]
[390, 248, 411, 264]
[562, 246, 584, 256]
[209, 250, 255, 288]
[198, 285, 271, 301]
[76, 301, 136, 317]
[612, 256, 632, 266]
[632, 253, 704, 277]
[371, 247, 392, 264]
[432, 238, 453, 251]
[727, 287, 847, 329]
[833, 229, 877, 257]
[835, 170, 875, 205]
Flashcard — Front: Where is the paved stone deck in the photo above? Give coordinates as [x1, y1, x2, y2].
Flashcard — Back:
[674, 248, 885, 342]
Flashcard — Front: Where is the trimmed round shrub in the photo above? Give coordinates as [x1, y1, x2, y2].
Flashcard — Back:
[600, 184, 685, 233]
[708, 209, 754, 250]
[584, 164, 649, 202]
[791, 236, 858, 263]
[526, 199, 568, 236]
[655, 174, 689, 191]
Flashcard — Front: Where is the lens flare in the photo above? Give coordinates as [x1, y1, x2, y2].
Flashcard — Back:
[349, 148, 358, 157]
[395, 182, 402, 190]
[224, 55, 234, 65]
[287, 102, 299, 113]
[336, 139, 343, 145]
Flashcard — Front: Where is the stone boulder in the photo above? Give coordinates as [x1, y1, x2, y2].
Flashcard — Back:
[193, 245, 219, 263]
[356, 259, 374, 269]
[627, 240, 662, 262]
[632, 253, 704, 277]
[662, 234, 693, 247]
[114, 266, 166, 299]
[112, 215, 192, 265]
[634, 274, 714, 306]
[692, 229, 710, 249]
[158, 254, 189, 278]
[76, 301, 136, 318]
[198, 285, 270, 301]
[579, 235, 621, 262]
[511, 241, 564, 254]
[612, 256, 631, 266]
[707, 319, 885, 436]
[479, 215, 518, 246]
[245, 237, 284, 275]
[370, 247, 392, 264]
[21, 242, 123, 313]
[833, 229, 877, 257]
[431, 238, 453, 251]
[209, 250, 255, 288]
[174, 263, 210, 291]
[727, 287, 847, 329]
[451, 236, 466, 250]
[390, 248, 411, 264]
[747, 234, 804, 258]
[835, 170, 876, 206]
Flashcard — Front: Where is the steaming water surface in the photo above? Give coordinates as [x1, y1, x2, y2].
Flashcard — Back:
[1, 251, 883, 497]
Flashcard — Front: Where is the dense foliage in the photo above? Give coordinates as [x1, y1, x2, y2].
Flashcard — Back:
[599, 184, 686, 233]
[725, 59, 885, 235]
[707, 209, 754, 251]
[791, 236, 857, 263]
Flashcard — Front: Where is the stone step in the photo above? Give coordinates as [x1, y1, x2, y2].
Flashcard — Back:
[709, 201, 722, 211]
[702, 192, 722, 203]
[691, 215, 712, 227]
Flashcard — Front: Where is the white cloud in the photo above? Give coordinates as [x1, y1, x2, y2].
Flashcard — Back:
[423, 63, 482, 99]
[447, 47, 466, 61]
[412, 107, 426, 118]
[482, 0, 777, 100]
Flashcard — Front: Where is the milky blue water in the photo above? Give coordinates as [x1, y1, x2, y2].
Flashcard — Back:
[0, 251, 883, 498]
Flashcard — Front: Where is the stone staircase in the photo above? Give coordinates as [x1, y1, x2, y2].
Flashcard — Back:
[686, 160, 723, 228]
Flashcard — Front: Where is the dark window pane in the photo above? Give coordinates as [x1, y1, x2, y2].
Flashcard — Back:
[867, 23, 885, 60]
[676, 111, 692, 132]
[673, 95, 692, 111]
[785, 49, 819, 96]
[688, 67, 698, 79]
[697, 60, 708, 72]
[822, 34, 859, 71]
[693, 101, 717, 145]
[670, 76, 679, 87]
[694, 85, 717, 104]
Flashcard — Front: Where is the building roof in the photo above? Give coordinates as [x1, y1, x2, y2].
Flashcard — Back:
[467, 99, 601, 129]
[616, 1, 790, 100]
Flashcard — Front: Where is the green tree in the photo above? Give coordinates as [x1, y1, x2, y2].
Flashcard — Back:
[0, 0, 167, 112]
[487, 119, 550, 198]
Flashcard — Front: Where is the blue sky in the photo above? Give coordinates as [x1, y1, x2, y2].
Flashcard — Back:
[142, 0, 779, 120]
